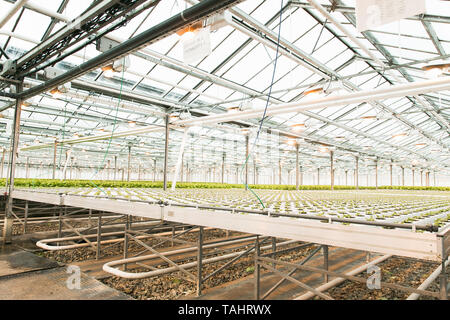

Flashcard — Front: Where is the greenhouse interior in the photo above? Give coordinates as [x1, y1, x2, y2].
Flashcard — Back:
[0, 0, 449, 302]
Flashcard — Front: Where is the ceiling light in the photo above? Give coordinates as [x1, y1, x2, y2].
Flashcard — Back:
[176, 21, 203, 40]
[291, 123, 306, 132]
[49, 88, 62, 98]
[128, 121, 136, 128]
[227, 106, 239, 113]
[102, 65, 115, 78]
[392, 132, 407, 139]
[422, 63, 450, 78]
[304, 87, 323, 97]
[286, 139, 296, 146]
[360, 115, 377, 120]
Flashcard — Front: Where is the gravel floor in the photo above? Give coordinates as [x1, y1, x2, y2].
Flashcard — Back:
[40, 229, 241, 264]
[320, 257, 444, 300]
[100, 245, 317, 300]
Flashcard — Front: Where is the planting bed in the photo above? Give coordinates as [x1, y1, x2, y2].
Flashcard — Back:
[15, 187, 450, 231]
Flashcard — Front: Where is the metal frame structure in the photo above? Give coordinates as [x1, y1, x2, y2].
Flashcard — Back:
[0, 0, 449, 300]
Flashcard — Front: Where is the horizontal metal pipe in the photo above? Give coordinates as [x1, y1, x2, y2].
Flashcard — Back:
[407, 256, 450, 300]
[103, 239, 298, 279]
[18, 0, 244, 100]
[294, 254, 391, 300]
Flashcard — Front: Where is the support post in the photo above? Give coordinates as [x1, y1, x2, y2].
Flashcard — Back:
[123, 215, 130, 271]
[330, 151, 334, 190]
[390, 160, 393, 187]
[345, 170, 348, 186]
[279, 159, 282, 185]
[420, 170, 423, 187]
[171, 128, 188, 191]
[3, 81, 23, 244]
[295, 143, 300, 190]
[0, 147, 5, 179]
[96, 212, 102, 260]
[52, 140, 57, 179]
[245, 134, 249, 189]
[163, 115, 169, 191]
[114, 155, 117, 180]
[23, 200, 28, 234]
[254, 235, 260, 300]
[317, 167, 320, 185]
[412, 167, 415, 187]
[25, 157, 29, 179]
[127, 145, 131, 182]
[402, 166, 405, 186]
[375, 157, 378, 190]
[221, 152, 225, 184]
[323, 245, 329, 283]
[197, 226, 204, 297]
[355, 156, 359, 189]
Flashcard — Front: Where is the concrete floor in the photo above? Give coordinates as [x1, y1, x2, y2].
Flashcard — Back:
[0, 245, 132, 300]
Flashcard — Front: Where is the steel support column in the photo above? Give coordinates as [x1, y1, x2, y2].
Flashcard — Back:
[52, 140, 57, 179]
[114, 155, 117, 180]
[3, 81, 23, 244]
[296, 143, 300, 190]
[254, 235, 260, 300]
[402, 166, 405, 186]
[330, 151, 334, 190]
[375, 158, 378, 190]
[390, 161, 393, 187]
[0, 148, 5, 179]
[127, 145, 132, 182]
[163, 115, 169, 191]
[355, 156, 359, 189]
[245, 135, 249, 189]
[221, 152, 225, 184]
[197, 226, 204, 297]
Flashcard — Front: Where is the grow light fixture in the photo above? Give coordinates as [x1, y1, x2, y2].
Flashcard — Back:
[49, 88, 62, 98]
[334, 136, 346, 141]
[286, 139, 297, 146]
[101, 57, 130, 78]
[49, 83, 70, 98]
[318, 146, 329, 153]
[240, 128, 250, 135]
[392, 132, 407, 139]
[291, 123, 306, 132]
[303, 87, 323, 97]
[176, 21, 203, 40]
[360, 115, 377, 120]
[226, 106, 239, 113]
[422, 63, 450, 78]
[128, 121, 136, 128]
[101, 64, 115, 78]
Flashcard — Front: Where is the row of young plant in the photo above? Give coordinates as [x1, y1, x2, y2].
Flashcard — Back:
[2, 178, 449, 191]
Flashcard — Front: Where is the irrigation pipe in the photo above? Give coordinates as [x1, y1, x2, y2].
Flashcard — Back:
[407, 256, 450, 300]
[294, 254, 391, 300]
[36, 224, 213, 250]
[103, 239, 298, 279]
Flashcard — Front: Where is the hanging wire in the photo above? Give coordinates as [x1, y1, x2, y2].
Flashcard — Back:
[240, 0, 284, 209]
[88, 58, 126, 194]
